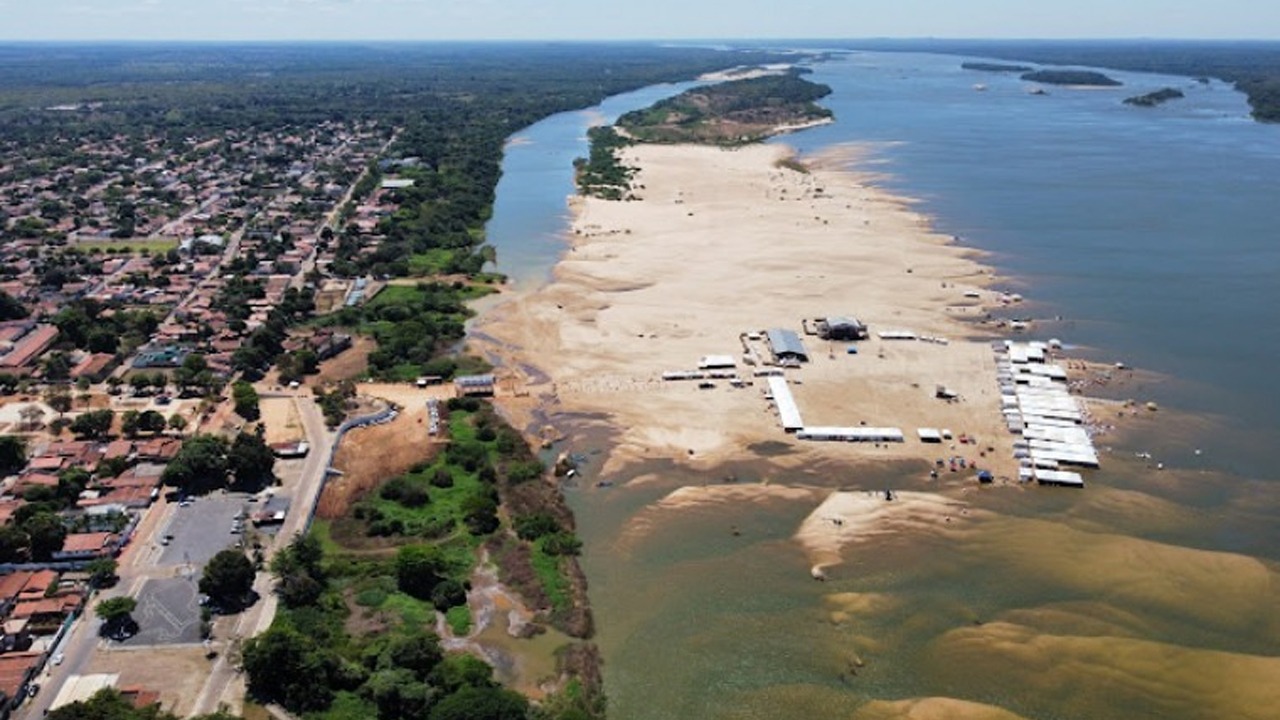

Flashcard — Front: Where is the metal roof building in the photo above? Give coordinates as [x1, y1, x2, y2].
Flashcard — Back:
[818, 316, 868, 341]
[454, 374, 496, 396]
[765, 328, 809, 363]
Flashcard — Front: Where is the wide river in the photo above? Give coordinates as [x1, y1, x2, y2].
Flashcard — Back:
[480, 50, 1280, 720]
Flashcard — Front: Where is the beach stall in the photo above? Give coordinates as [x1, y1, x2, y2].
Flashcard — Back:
[767, 375, 804, 432]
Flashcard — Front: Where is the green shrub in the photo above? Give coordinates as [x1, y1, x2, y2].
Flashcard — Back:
[542, 532, 583, 557]
[514, 513, 561, 541]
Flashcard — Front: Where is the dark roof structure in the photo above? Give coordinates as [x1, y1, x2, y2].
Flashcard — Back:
[765, 328, 809, 362]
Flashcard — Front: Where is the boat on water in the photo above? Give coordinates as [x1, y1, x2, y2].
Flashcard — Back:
[973, 83, 988, 92]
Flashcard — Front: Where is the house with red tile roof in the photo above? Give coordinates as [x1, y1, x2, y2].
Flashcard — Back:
[0, 651, 42, 711]
[10, 593, 82, 622]
[26, 455, 66, 473]
[12, 472, 59, 495]
[54, 532, 118, 561]
[17, 570, 58, 599]
[0, 324, 58, 374]
[77, 484, 154, 510]
[101, 440, 134, 462]
[70, 353, 115, 381]
[135, 438, 181, 462]
[0, 572, 34, 614]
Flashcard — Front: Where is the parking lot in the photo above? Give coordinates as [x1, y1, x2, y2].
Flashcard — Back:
[156, 494, 254, 568]
[123, 577, 203, 647]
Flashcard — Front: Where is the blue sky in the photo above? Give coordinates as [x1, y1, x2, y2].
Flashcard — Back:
[1, 0, 1274, 41]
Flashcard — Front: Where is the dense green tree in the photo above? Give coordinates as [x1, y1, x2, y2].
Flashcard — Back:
[0, 434, 26, 474]
[275, 570, 323, 609]
[120, 409, 142, 438]
[228, 431, 276, 490]
[0, 525, 30, 563]
[378, 631, 444, 679]
[0, 290, 27, 321]
[22, 511, 67, 561]
[540, 532, 583, 557]
[364, 668, 434, 720]
[95, 596, 138, 638]
[243, 626, 336, 711]
[394, 544, 447, 601]
[46, 387, 73, 416]
[86, 557, 120, 588]
[514, 514, 561, 541]
[429, 685, 529, 720]
[430, 579, 467, 612]
[69, 408, 114, 439]
[199, 549, 256, 610]
[381, 476, 430, 508]
[136, 409, 167, 435]
[231, 381, 260, 421]
[46, 688, 173, 720]
[462, 493, 500, 535]
[428, 653, 496, 694]
[43, 352, 72, 382]
[160, 434, 229, 494]
[270, 534, 326, 608]
[57, 467, 92, 506]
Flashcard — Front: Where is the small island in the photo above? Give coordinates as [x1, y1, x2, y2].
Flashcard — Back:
[1124, 87, 1186, 107]
[1021, 69, 1122, 87]
[576, 70, 834, 198]
[962, 62, 1034, 73]
[616, 69, 833, 145]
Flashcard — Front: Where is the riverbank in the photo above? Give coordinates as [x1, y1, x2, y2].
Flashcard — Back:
[476, 141, 1020, 480]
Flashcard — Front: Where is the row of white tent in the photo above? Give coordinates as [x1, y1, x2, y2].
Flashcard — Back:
[998, 342, 1100, 481]
[764, 375, 904, 443]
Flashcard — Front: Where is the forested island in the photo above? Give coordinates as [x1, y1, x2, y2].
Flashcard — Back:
[616, 70, 833, 145]
[842, 39, 1280, 121]
[573, 71, 832, 199]
[1124, 87, 1186, 106]
[962, 62, 1034, 72]
[1021, 69, 1122, 86]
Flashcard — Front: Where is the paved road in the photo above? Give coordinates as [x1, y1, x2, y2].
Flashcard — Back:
[188, 394, 336, 715]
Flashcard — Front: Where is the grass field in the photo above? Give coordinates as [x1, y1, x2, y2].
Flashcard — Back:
[76, 237, 181, 253]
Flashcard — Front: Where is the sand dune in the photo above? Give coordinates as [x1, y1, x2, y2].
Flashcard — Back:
[852, 698, 1031, 720]
[616, 483, 823, 551]
[795, 490, 975, 574]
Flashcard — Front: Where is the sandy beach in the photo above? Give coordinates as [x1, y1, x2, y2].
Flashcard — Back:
[476, 141, 1017, 480]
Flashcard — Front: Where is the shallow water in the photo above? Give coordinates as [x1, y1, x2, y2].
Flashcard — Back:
[480, 48, 1280, 719]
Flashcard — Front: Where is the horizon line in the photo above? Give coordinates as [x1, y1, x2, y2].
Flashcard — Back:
[1, 36, 1279, 45]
